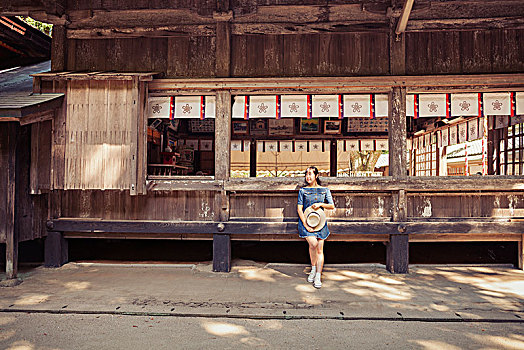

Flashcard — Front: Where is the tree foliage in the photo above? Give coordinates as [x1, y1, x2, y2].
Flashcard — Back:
[16, 16, 53, 37]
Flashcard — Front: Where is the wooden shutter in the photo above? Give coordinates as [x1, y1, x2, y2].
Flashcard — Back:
[64, 79, 139, 192]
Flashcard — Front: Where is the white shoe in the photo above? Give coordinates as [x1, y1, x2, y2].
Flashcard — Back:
[314, 273, 322, 288]
[307, 268, 316, 283]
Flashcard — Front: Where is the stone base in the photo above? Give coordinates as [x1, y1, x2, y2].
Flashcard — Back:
[0, 278, 23, 287]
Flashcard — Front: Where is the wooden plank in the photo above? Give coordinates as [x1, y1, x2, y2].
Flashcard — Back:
[410, 233, 522, 242]
[387, 234, 409, 273]
[390, 19, 406, 75]
[6, 123, 19, 279]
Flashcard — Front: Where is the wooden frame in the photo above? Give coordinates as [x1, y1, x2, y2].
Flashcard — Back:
[324, 119, 342, 134]
[232, 120, 249, 135]
[300, 118, 320, 133]
[268, 119, 294, 136]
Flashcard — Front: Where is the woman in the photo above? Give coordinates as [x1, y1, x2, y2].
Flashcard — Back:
[297, 166, 335, 288]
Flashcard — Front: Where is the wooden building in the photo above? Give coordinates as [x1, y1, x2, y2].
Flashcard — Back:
[1, 0, 524, 278]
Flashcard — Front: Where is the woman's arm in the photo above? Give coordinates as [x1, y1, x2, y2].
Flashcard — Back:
[311, 188, 335, 210]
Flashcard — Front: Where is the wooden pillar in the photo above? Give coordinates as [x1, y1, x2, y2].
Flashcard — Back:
[389, 18, 406, 75]
[518, 234, 523, 270]
[5, 123, 19, 280]
[213, 91, 232, 272]
[44, 231, 68, 267]
[387, 87, 409, 274]
[330, 140, 337, 176]
[51, 25, 67, 72]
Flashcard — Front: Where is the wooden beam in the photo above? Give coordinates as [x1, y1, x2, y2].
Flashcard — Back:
[395, 0, 415, 35]
[44, 231, 68, 267]
[406, 16, 524, 32]
[147, 74, 524, 93]
[67, 25, 216, 39]
[47, 218, 524, 236]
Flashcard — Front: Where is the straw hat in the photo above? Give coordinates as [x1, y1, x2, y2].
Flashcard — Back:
[303, 207, 327, 231]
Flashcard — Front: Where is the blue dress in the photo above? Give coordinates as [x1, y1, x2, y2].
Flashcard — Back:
[297, 187, 334, 240]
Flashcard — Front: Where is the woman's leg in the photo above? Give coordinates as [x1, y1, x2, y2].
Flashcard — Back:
[305, 236, 319, 267]
[316, 239, 325, 274]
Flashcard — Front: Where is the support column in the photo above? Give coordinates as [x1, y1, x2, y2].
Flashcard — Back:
[214, 11, 232, 78]
[5, 123, 20, 281]
[387, 87, 409, 274]
[518, 234, 523, 270]
[44, 231, 68, 267]
[213, 91, 232, 272]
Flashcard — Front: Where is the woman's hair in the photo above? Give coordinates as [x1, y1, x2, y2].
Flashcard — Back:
[304, 166, 322, 186]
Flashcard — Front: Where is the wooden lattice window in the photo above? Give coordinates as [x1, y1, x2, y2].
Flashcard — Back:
[500, 122, 524, 175]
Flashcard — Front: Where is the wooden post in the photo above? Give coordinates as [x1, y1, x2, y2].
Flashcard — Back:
[51, 25, 67, 72]
[44, 231, 68, 267]
[5, 123, 19, 280]
[330, 139, 337, 176]
[214, 90, 232, 272]
[213, 233, 231, 272]
[389, 18, 406, 75]
[387, 87, 409, 274]
[518, 234, 523, 270]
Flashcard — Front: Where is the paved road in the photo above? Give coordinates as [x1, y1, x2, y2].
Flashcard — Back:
[1, 312, 523, 350]
[0, 313, 524, 350]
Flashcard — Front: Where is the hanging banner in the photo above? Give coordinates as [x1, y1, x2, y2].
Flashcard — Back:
[205, 96, 216, 118]
[413, 137, 419, 150]
[374, 94, 389, 117]
[495, 115, 509, 129]
[174, 96, 204, 119]
[243, 140, 250, 152]
[516, 92, 524, 115]
[280, 141, 292, 152]
[265, 140, 278, 152]
[295, 141, 307, 152]
[458, 122, 468, 144]
[437, 130, 442, 148]
[249, 95, 278, 118]
[361, 139, 374, 151]
[375, 139, 388, 151]
[310, 141, 323, 152]
[312, 95, 340, 118]
[337, 140, 345, 152]
[346, 139, 359, 151]
[419, 94, 449, 117]
[231, 140, 242, 151]
[483, 92, 511, 115]
[449, 125, 458, 145]
[343, 94, 371, 118]
[441, 129, 449, 147]
[280, 95, 308, 118]
[451, 93, 479, 117]
[406, 94, 415, 117]
[424, 133, 431, 148]
[467, 118, 479, 141]
[232, 96, 248, 119]
[185, 139, 199, 150]
[256, 140, 264, 152]
[148, 97, 172, 119]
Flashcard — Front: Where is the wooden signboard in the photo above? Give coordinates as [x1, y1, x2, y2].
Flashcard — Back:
[347, 117, 388, 132]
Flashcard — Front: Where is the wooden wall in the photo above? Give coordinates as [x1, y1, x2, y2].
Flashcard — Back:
[0, 125, 48, 244]
[63, 29, 524, 77]
[55, 190, 218, 220]
[406, 30, 524, 75]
